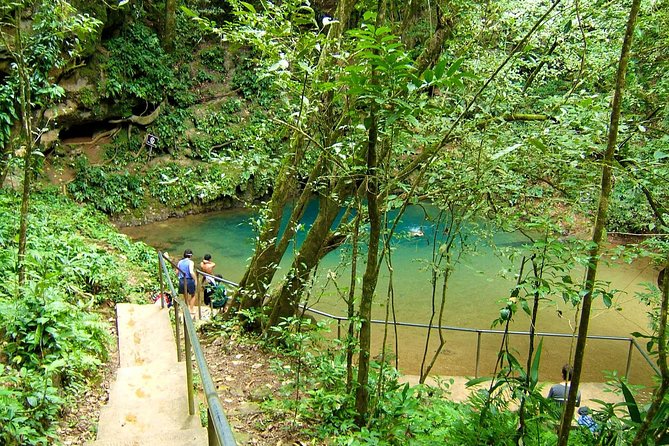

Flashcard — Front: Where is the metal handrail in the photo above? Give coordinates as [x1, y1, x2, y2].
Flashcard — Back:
[160, 265, 659, 387]
[301, 306, 661, 379]
[176, 270, 660, 380]
[158, 252, 236, 446]
[176, 273, 660, 380]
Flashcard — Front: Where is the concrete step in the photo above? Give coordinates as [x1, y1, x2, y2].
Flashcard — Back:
[85, 427, 207, 446]
[96, 402, 202, 439]
[116, 303, 176, 368]
[105, 362, 189, 408]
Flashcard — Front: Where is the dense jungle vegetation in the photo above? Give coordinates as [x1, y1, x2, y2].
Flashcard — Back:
[1, 0, 668, 444]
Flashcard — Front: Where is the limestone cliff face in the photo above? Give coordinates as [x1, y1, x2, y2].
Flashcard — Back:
[4, 1, 281, 224]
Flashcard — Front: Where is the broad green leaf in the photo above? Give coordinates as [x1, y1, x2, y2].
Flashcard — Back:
[530, 339, 543, 387]
[527, 137, 546, 151]
[424, 69, 433, 83]
[434, 59, 447, 79]
[491, 143, 522, 160]
[621, 381, 642, 423]
[446, 57, 464, 77]
[240, 2, 256, 13]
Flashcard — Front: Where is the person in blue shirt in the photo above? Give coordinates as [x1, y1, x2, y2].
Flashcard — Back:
[177, 249, 196, 316]
[577, 406, 598, 433]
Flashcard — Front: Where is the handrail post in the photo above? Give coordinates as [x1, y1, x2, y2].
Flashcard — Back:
[208, 409, 221, 446]
[185, 318, 195, 415]
[158, 254, 165, 309]
[625, 338, 634, 379]
[197, 273, 202, 321]
[175, 300, 183, 362]
[475, 331, 482, 378]
[337, 319, 341, 339]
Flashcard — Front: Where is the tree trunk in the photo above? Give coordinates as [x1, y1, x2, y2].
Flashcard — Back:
[557, 0, 641, 443]
[355, 104, 380, 426]
[265, 188, 345, 329]
[236, 147, 320, 312]
[517, 254, 541, 444]
[15, 8, 32, 288]
[632, 256, 669, 445]
[163, 0, 177, 53]
[346, 206, 362, 391]
[413, 9, 453, 74]
[523, 37, 559, 93]
[237, 0, 359, 316]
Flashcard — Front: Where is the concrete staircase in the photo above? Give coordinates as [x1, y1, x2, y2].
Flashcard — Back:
[87, 303, 207, 446]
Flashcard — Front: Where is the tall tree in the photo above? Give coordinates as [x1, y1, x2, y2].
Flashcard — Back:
[557, 0, 642, 443]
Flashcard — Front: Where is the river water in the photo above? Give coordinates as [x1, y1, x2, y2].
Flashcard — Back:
[120, 203, 660, 385]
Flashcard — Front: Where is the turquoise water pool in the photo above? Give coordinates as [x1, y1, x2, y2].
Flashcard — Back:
[121, 203, 659, 383]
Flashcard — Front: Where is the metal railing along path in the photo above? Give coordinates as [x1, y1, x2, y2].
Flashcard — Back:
[156, 257, 659, 436]
[158, 252, 236, 446]
[173, 271, 660, 382]
[302, 306, 661, 380]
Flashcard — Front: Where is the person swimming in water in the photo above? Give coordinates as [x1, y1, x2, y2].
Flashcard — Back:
[409, 227, 424, 237]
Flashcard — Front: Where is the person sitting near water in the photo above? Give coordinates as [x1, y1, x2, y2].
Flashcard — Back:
[547, 363, 581, 406]
[177, 249, 197, 316]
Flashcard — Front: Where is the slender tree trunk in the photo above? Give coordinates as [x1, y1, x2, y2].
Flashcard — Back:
[413, 9, 453, 74]
[523, 38, 559, 93]
[632, 256, 669, 445]
[557, 0, 641, 443]
[398, 0, 422, 42]
[517, 254, 542, 443]
[15, 8, 32, 288]
[346, 203, 362, 391]
[355, 104, 380, 426]
[328, 0, 358, 41]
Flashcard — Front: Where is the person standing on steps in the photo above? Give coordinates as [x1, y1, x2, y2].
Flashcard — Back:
[177, 249, 197, 316]
[200, 254, 216, 306]
[547, 363, 581, 406]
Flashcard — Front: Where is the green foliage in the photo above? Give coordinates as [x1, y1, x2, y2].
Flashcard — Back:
[0, 188, 159, 445]
[230, 53, 278, 106]
[67, 157, 145, 214]
[0, 283, 109, 445]
[0, 82, 18, 149]
[149, 106, 192, 152]
[200, 46, 227, 72]
[0, 365, 61, 445]
[257, 318, 592, 445]
[100, 22, 186, 103]
[146, 162, 238, 206]
[1, 189, 156, 302]
[0, 0, 101, 155]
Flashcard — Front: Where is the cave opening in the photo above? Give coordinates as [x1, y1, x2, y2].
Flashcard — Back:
[59, 121, 120, 143]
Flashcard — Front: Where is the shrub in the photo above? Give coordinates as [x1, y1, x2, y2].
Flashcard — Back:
[0, 282, 110, 445]
[68, 157, 145, 215]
